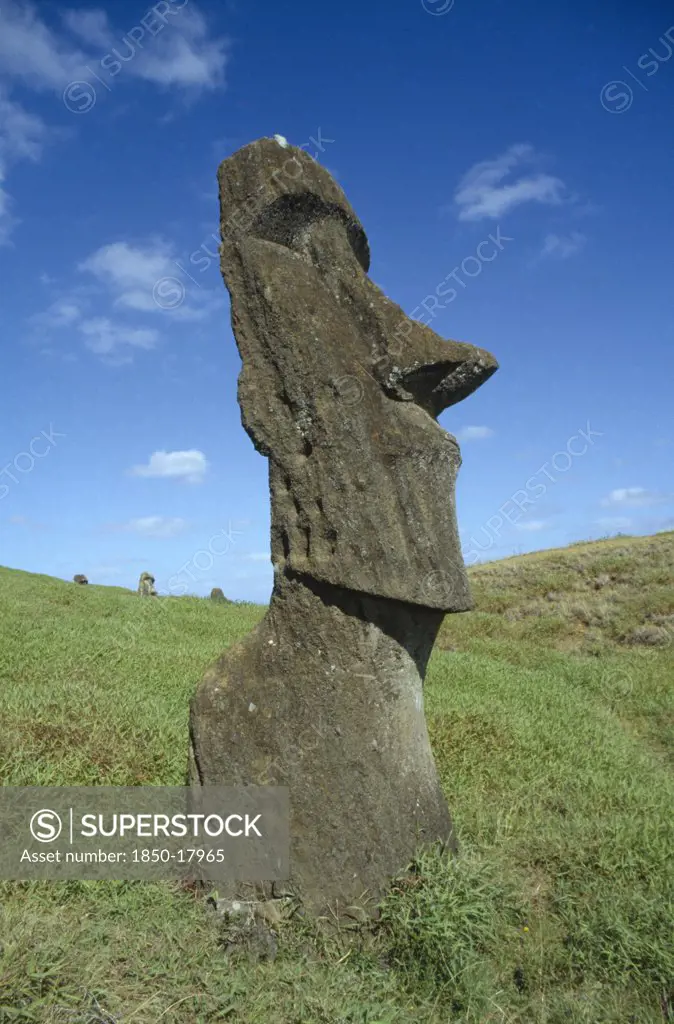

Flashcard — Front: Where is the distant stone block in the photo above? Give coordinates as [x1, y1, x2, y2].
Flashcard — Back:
[137, 572, 157, 597]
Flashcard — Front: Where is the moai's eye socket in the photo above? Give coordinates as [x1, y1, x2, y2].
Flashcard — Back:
[249, 192, 370, 272]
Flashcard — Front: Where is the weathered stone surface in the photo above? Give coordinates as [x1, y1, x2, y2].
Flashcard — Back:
[189, 137, 498, 918]
[137, 572, 157, 597]
[210, 587, 230, 604]
[73, 574, 88, 585]
[214, 139, 497, 609]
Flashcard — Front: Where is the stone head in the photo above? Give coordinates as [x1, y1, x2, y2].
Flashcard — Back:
[217, 138, 498, 611]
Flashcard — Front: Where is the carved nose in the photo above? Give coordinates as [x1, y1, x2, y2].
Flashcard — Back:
[397, 345, 498, 419]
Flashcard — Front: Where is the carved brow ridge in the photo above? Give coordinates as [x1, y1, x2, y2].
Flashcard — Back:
[249, 191, 371, 273]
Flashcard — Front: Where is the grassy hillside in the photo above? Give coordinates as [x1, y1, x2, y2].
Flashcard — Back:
[0, 533, 672, 1022]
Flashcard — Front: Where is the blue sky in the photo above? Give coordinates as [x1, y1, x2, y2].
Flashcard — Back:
[1, 0, 672, 602]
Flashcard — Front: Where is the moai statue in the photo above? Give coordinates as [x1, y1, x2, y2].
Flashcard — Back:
[137, 572, 157, 597]
[189, 138, 498, 919]
[73, 574, 88, 585]
[210, 587, 231, 604]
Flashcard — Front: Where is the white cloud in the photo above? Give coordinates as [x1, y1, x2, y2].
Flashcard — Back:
[0, 1, 85, 91]
[78, 317, 158, 356]
[596, 516, 632, 531]
[0, 2, 226, 236]
[61, 9, 114, 49]
[0, 1, 227, 93]
[456, 425, 494, 441]
[79, 240, 221, 321]
[79, 241, 174, 304]
[115, 516, 187, 539]
[28, 294, 159, 363]
[245, 552, 271, 562]
[130, 450, 208, 484]
[0, 89, 50, 243]
[30, 235, 224, 362]
[0, 90, 48, 161]
[0, 171, 15, 244]
[454, 144, 565, 222]
[51, 301, 82, 326]
[32, 237, 220, 360]
[127, 7, 228, 90]
[515, 519, 548, 532]
[541, 232, 586, 259]
[601, 487, 668, 508]
[30, 298, 83, 329]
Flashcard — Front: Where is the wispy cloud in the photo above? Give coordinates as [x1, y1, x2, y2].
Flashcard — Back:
[28, 294, 160, 364]
[0, 1, 84, 90]
[31, 298, 83, 328]
[0, 1, 227, 93]
[456, 425, 495, 441]
[60, 9, 112, 50]
[0, 89, 49, 161]
[79, 241, 176, 311]
[29, 234, 225, 363]
[0, 88, 50, 243]
[541, 232, 586, 259]
[78, 317, 158, 358]
[108, 516, 188, 539]
[79, 240, 221, 321]
[601, 487, 669, 508]
[454, 144, 566, 222]
[130, 450, 208, 484]
[515, 519, 548, 532]
[118, 7, 228, 90]
[0, 1, 227, 238]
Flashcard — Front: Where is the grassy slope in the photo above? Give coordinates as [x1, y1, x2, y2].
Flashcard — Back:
[0, 534, 672, 1023]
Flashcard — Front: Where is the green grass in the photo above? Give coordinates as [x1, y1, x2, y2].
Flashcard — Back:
[0, 535, 673, 1022]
